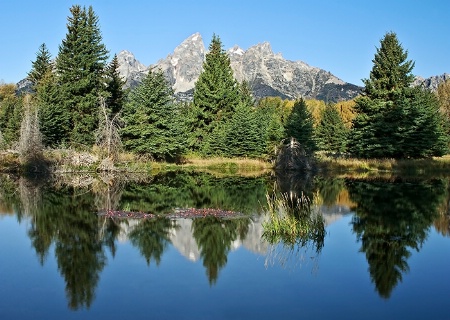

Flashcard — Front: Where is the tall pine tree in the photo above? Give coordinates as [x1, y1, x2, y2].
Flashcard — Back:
[349, 32, 447, 158]
[55, 5, 109, 148]
[121, 69, 187, 161]
[191, 34, 240, 154]
[105, 54, 125, 117]
[28, 43, 52, 90]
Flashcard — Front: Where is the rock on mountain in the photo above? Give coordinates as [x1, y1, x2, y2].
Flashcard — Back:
[155, 33, 205, 95]
[413, 73, 450, 91]
[226, 42, 361, 101]
[117, 50, 149, 88]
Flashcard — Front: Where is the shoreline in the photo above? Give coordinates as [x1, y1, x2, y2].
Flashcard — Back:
[2, 149, 450, 177]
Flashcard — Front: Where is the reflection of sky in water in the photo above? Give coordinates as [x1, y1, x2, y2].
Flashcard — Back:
[1, 212, 449, 319]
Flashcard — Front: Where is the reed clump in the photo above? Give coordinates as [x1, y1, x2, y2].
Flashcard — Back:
[262, 192, 325, 250]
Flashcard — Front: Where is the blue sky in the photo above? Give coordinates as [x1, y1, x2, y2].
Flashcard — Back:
[1, 0, 449, 86]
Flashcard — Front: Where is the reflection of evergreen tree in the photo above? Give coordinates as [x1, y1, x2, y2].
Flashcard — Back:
[192, 217, 250, 285]
[347, 178, 446, 298]
[129, 218, 176, 266]
[52, 189, 106, 310]
[23, 184, 107, 310]
[0, 175, 25, 220]
[315, 177, 345, 207]
[9, 176, 51, 265]
[120, 171, 267, 214]
[99, 218, 121, 258]
[28, 213, 54, 265]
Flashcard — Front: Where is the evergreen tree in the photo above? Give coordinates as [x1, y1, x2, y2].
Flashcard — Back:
[315, 103, 348, 153]
[121, 69, 187, 161]
[389, 87, 448, 158]
[256, 97, 289, 157]
[238, 80, 255, 107]
[105, 54, 125, 116]
[55, 5, 109, 147]
[191, 34, 240, 153]
[365, 32, 415, 99]
[284, 98, 316, 153]
[38, 70, 70, 147]
[27, 43, 52, 90]
[0, 83, 23, 146]
[349, 32, 447, 158]
[220, 102, 266, 158]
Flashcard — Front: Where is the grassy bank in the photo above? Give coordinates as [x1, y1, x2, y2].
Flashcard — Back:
[0, 149, 272, 177]
[179, 156, 272, 176]
[317, 153, 450, 176]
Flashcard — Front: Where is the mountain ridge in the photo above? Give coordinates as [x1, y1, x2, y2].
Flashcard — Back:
[118, 32, 362, 102]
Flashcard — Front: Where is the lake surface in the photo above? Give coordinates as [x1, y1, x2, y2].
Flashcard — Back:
[0, 171, 449, 319]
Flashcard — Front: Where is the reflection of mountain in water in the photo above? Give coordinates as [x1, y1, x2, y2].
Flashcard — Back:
[118, 215, 271, 261]
[320, 205, 352, 226]
[116, 208, 349, 263]
[169, 219, 200, 261]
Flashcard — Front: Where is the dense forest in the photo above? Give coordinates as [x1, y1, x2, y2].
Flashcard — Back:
[0, 5, 449, 165]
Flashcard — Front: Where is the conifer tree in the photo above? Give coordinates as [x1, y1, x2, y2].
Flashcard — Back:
[349, 32, 447, 158]
[27, 44, 70, 148]
[220, 102, 265, 158]
[238, 80, 255, 107]
[315, 103, 348, 153]
[28, 43, 52, 90]
[37, 70, 70, 147]
[105, 54, 125, 116]
[0, 84, 22, 146]
[55, 5, 109, 147]
[284, 98, 316, 153]
[121, 69, 186, 161]
[256, 97, 289, 156]
[191, 34, 240, 153]
[388, 87, 448, 158]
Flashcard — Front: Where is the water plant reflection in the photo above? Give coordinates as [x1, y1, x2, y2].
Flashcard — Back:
[262, 169, 326, 271]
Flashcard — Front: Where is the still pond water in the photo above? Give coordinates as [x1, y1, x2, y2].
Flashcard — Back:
[0, 171, 449, 319]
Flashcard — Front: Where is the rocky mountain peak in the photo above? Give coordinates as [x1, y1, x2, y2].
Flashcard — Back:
[117, 50, 148, 88]
[118, 33, 364, 101]
[228, 45, 245, 56]
[117, 50, 147, 78]
[154, 32, 206, 94]
[249, 42, 275, 56]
